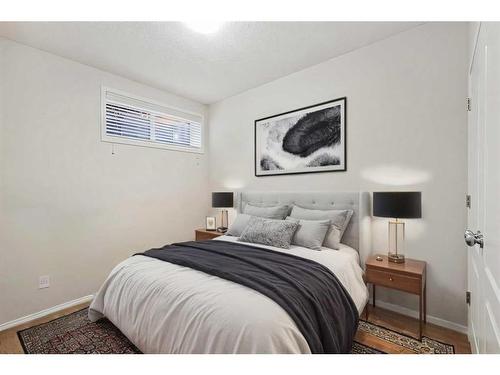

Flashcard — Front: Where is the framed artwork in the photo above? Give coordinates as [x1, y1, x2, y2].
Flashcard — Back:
[254, 97, 346, 177]
[205, 216, 216, 231]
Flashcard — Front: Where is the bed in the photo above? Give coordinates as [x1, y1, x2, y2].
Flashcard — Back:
[89, 191, 371, 354]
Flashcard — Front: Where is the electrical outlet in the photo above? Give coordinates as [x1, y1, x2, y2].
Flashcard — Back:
[39, 275, 50, 289]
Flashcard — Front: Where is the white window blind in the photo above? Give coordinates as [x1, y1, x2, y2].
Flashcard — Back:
[102, 88, 203, 153]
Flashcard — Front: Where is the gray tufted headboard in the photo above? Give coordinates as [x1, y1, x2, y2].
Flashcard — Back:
[236, 191, 372, 264]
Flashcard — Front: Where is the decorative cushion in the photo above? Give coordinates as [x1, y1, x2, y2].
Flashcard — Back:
[239, 216, 299, 249]
[289, 206, 353, 249]
[243, 204, 290, 219]
[226, 213, 252, 237]
[285, 217, 330, 251]
[323, 226, 342, 250]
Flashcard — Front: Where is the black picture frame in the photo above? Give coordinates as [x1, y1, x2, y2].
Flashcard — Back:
[254, 97, 347, 177]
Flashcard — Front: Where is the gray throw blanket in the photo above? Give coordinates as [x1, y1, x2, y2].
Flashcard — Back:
[137, 240, 359, 353]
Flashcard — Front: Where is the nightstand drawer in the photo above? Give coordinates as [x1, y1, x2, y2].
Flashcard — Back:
[365, 268, 421, 294]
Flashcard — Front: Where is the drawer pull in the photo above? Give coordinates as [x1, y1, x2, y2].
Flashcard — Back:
[389, 277, 394, 281]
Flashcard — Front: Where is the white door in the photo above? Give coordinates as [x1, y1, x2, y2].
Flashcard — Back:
[467, 22, 500, 354]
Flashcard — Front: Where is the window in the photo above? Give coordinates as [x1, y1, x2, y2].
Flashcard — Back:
[101, 87, 203, 153]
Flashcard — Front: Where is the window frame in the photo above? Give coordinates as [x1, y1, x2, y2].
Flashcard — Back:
[100, 86, 205, 154]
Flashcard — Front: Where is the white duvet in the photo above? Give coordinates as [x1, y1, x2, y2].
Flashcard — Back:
[89, 236, 368, 354]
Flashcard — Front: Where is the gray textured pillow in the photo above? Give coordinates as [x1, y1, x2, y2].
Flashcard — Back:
[243, 204, 290, 219]
[239, 216, 299, 249]
[285, 217, 330, 251]
[289, 206, 353, 249]
[226, 213, 252, 237]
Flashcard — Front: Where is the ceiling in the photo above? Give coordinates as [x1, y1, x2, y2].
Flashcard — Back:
[0, 22, 422, 104]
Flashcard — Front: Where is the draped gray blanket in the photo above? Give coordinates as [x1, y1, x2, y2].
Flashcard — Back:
[137, 240, 359, 353]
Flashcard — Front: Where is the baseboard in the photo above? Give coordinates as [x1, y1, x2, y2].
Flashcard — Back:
[0, 294, 467, 335]
[0, 295, 94, 332]
[371, 299, 468, 334]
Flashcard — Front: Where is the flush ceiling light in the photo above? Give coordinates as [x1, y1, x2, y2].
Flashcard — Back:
[184, 21, 223, 34]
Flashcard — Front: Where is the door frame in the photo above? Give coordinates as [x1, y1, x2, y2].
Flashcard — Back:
[467, 21, 481, 354]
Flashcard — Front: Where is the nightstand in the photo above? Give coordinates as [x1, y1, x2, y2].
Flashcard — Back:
[365, 255, 426, 339]
[195, 228, 223, 241]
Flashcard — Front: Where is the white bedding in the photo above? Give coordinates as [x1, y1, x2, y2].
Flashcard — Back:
[89, 236, 368, 354]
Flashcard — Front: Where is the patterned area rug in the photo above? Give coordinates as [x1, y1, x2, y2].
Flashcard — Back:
[355, 320, 455, 354]
[18, 309, 140, 354]
[351, 341, 385, 354]
[17, 308, 454, 354]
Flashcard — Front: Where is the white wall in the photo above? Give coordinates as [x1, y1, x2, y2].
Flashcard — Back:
[0, 38, 209, 324]
[208, 23, 469, 327]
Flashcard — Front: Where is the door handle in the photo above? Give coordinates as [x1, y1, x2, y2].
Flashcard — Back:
[464, 230, 484, 248]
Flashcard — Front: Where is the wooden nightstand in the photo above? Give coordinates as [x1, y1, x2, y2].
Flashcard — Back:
[195, 228, 223, 241]
[365, 255, 426, 339]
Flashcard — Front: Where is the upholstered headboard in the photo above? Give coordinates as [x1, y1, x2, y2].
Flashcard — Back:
[236, 191, 372, 264]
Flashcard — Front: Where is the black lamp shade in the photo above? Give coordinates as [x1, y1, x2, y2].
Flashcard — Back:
[373, 192, 421, 219]
[212, 192, 234, 208]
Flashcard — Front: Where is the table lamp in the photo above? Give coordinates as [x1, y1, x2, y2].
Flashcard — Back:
[373, 192, 422, 263]
[212, 192, 233, 233]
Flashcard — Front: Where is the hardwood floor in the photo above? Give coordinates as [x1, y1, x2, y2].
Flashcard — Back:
[0, 302, 471, 354]
[358, 305, 471, 354]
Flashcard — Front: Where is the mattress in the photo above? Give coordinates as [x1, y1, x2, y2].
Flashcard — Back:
[89, 236, 368, 353]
